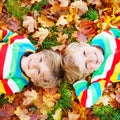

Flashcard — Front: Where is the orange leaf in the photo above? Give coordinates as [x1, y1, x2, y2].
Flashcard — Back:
[43, 87, 61, 108]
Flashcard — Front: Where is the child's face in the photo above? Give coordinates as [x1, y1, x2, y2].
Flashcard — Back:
[71, 43, 104, 74]
[21, 51, 52, 85]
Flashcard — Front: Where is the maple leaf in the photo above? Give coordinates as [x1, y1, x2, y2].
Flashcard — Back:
[7, 17, 21, 31]
[42, 87, 61, 109]
[95, 95, 110, 106]
[23, 89, 38, 105]
[56, 15, 68, 26]
[87, 0, 102, 8]
[0, 103, 14, 119]
[32, 27, 50, 46]
[50, 1, 68, 16]
[23, 15, 37, 33]
[70, 1, 88, 16]
[14, 106, 31, 120]
[0, 3, 3, 13]
[58, 0, 70, 7]
[72, 31, 87, 43]
[38, 14, 54, 27]
[68, 111, 80, 120]
[71, 91, 87, 120]
[78, 19, 98, 39]
[52, 108, 62, 120]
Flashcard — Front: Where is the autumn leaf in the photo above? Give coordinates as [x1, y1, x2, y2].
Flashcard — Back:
[23, 15, 37, 33]
[7, 17, 21, 31]
[42, 87, 61, 109]
[95, 95, 110, 106]
[14, 106, 31, 120]
[32, 27, 50, 46]
[0, 104, 14, 119]
[23, 89, 38, 105]
[38, 14, 54, 27]
[1, 1, 120, 120]
[70, 0, 88, 16]
[52, 108, 62, 120]
[87, 0, 102, 8]
[0, 3, 3, 13]
[56, 15, 68, 26]
[68, 111, 80, 120]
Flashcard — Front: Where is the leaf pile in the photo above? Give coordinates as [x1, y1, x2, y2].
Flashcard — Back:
[0, 0, 120, 120]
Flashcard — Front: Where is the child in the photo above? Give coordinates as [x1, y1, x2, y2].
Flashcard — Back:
[0, 29, 63, 95]
[62, 26, 120, 107]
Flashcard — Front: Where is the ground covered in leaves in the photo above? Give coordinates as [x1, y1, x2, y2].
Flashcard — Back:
[0, 0, 120, 120]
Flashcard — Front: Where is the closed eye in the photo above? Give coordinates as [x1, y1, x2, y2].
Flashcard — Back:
[84, 50, 86, 56]
[40, 57, 42, 62]
[38, 70, 40, 75]
[85, 62, 87, 69]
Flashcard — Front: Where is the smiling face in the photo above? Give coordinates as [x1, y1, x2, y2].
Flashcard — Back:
[72, 43, 104, 74]
[21, 50, 63, 88]
[62, 42, 104, 83]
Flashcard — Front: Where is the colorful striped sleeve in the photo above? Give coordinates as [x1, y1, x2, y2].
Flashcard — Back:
[0, 29, 24, 43]
[73, 79, 106, 107]
[0, 78, 27, 95]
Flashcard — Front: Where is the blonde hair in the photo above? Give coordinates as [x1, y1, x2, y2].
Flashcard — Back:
[35, 50, 63, 88]
[61, 42, 89, 84]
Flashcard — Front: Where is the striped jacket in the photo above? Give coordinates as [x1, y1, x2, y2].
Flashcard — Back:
[73, 27, 120, 107]
[0, 29, 35, 94]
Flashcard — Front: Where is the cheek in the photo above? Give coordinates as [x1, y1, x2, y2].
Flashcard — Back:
[26, 70, 37, 79]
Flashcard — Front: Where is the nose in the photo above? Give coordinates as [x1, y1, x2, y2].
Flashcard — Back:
[31, 61, 38, 68]
[87, 53, 96, 62]
[85, 55, 96, 70]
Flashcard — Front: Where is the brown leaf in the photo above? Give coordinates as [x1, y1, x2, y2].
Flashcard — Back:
[7, 18, 21, 32]
[0, 104, 15, 119]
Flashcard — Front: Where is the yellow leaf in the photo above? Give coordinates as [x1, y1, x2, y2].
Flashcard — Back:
[14, 106, 30, 120]
[52, 108, 62, 120]
[38, 14, 54, 27]
[68, 111, 80, 120]
[43, 87, 61, 108]
[23, 89, 38, 105]
[56, 15, 68, 26]
[95, 95, 110, 106]
[0, 3, 3, 13]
